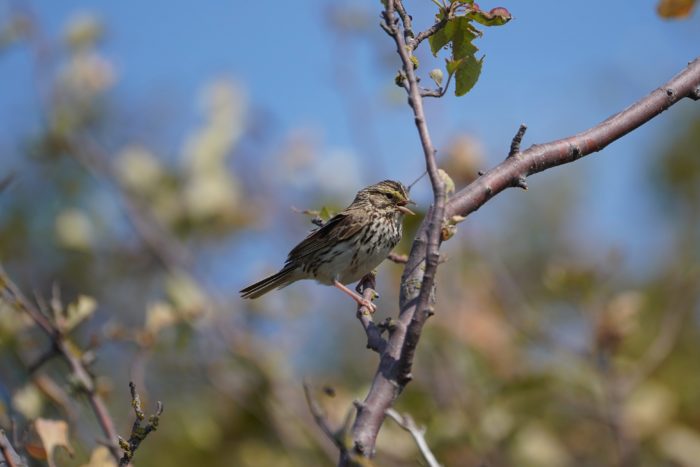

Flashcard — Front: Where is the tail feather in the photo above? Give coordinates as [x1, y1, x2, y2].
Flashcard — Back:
[240, 267, 298, 299]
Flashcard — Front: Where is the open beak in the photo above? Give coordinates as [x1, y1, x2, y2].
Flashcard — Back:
[397, 200, 416, 216]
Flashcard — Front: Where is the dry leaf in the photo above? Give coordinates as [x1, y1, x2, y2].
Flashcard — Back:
[657, 0, 696, 18]
[35, 418, 74, 467]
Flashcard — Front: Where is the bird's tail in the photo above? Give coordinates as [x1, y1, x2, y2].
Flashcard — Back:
[240, 267, 298, 299]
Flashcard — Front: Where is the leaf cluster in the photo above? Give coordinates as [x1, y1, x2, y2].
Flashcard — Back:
[428, 1, 511, 95]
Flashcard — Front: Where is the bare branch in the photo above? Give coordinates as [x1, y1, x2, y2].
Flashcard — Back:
[349, 0, 446, 459]
[387, 252, 408, 264]
[386, 409, 441, 467]
[446, 57, 700, 220]
[355, 274, 387, 354]
[118, 382, 163, 467]
[302, 382, 346, 453]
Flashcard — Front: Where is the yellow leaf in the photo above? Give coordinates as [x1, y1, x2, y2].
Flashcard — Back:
[35, 418, 74, 467]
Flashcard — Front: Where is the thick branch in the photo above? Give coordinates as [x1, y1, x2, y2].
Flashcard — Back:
[446, 57, 700, 220]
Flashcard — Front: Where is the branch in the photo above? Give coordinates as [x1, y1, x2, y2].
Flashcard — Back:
[420, 71, 454, 99]
[355, 274, 387, 354]
[303, 381, 362, 467]
[446, 57, 700, 220]
[386, 409, 441, 467]
[118, 382, 163, 467]
[387, 252, 408, 264]
[348, 0, 446, 460]
[0, 266, 122, 462]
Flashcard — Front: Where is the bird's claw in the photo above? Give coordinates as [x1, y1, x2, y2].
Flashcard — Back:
[360, 299, 377, 314]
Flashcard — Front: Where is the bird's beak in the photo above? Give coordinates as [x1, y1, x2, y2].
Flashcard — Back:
[397, 200, 416, 216]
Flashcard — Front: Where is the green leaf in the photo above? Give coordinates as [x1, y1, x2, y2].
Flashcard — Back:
[451, 17, 479, 60]
[467, 7, 512, 26]
[454, 55, 483, 96]
[429, 16, 479, 58]
[319, 206, 333, 221]
[429, 16, 457, 56]
[446, 58, 463, 75]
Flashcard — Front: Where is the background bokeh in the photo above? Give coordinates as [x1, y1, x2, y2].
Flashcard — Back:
[1, 1, 699, 466]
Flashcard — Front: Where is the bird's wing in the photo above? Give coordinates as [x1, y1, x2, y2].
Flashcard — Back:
[286, 211, 363, 263]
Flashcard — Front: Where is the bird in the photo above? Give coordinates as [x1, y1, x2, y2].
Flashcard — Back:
[239, 180, 415, 312]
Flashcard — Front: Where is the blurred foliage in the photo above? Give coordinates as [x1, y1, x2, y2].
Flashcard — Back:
[0, 4, 699, 467]
[657, 0, 697, 18]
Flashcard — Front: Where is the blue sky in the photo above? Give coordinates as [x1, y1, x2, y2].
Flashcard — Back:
[1, 1, 699, 277]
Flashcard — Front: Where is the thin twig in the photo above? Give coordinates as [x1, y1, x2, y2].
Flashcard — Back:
[421, 71, 454, 98]
[621, 295, 690, 395]
[302, 382, 346, 453]
[507, 124, 527, 158]
[386, 409, 441, 467]
[118, 382, 163, 467]
[387, 252, 408, 264]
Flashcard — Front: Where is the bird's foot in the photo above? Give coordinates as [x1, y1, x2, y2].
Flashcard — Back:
[357, 297, 377, 314]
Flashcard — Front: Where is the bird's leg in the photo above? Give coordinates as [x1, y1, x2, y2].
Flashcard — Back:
[334, 279, 377, 313]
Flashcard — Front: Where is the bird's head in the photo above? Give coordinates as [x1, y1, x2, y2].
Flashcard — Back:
[357, 180, 415, 216]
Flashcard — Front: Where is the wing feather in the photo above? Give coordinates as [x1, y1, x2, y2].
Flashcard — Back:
[286, 212, 363, 263]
